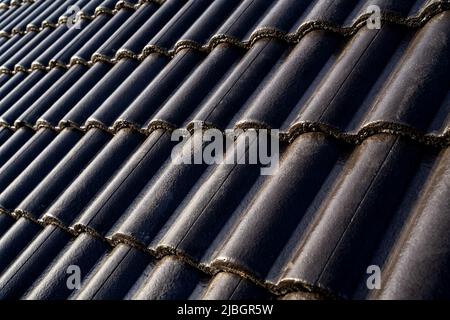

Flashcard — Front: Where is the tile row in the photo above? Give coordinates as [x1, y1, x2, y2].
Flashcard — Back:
[0, 0, 448, 74]
[0, 0, 158, 38]
[0, 9, 448, 146]
[0, 0, 34, 11]
[0, 126, 449, 299]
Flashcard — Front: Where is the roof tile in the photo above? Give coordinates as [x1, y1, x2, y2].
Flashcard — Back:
[0, 0, 448, 300]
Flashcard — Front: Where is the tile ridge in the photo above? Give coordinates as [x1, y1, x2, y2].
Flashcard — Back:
[0, 119, 448, 148]
[0, 0, 448, 75]
[0, 0, 165, 39]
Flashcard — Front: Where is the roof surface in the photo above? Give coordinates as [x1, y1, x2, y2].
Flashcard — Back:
[0, 0, 449, 300]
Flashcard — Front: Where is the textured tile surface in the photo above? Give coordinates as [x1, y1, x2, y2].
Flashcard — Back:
[0, 0, 449, 300]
